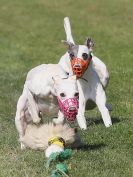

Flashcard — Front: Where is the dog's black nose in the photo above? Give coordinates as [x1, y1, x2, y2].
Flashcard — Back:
[69, 107, 76, 112]
[74, 64, 81, 68]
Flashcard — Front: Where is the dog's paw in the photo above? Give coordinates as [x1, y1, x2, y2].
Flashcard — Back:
[105, 123, 112, 128]
[78, 122, 87, 130]
[81, 127, 87, 130]
[21, 143, 26, 150]
[33, 117, 41, 124]
[79, 123, 87, 130]
[53, 118, 63, 125]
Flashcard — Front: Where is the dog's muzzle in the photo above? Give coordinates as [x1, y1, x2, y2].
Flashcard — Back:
[70, 57, 92, 79]
[57, 97, 79, 122]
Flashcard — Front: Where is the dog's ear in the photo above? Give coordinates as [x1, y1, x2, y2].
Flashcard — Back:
[52, 75, 68, 85]
[85, 37, 94, 49]
[52, 76, 61, 96]
[61, 40, 74, 49]
[52, 75, 61, 84]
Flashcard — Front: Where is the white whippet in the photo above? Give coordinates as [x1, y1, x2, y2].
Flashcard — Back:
[15, 64, 79, 149]
[58, 17, 112, 129]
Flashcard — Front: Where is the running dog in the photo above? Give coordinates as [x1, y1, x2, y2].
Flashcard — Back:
[15, 64, 79, 149]
[58, 17, 112, 129]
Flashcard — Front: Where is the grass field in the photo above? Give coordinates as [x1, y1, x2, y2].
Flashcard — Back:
[0, 0, 133, 176]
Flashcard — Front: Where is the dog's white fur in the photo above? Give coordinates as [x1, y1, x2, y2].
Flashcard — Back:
[57, 17, 112, 129]
[62, 17, 109, 88]
[15, 64, 79, 149]
[20, 123, 81, 158]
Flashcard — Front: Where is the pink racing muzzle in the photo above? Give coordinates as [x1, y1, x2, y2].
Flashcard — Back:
[57, 97, 79, 122]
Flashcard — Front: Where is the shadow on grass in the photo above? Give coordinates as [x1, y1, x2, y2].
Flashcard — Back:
[87, 116, 120, 126]
[76, 143, 106, 151]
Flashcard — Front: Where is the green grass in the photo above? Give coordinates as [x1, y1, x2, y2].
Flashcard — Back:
[0, 0, 133, 176]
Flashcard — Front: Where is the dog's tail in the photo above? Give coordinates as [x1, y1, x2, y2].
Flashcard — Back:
[64, 17, 75, 45]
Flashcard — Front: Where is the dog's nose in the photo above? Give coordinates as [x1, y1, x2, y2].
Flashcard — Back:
[69, 107, 76, 111]
[74, 64, 81, 68]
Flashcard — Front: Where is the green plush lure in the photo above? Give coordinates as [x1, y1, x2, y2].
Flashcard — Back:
[51, 163, 69, 177]
[46, 149, 72, 177]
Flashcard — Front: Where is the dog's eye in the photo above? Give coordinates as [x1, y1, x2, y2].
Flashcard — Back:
[82, 53, 88, 60]
[60, 93, 66, 97]
[74, 92, 79, 97]
[69, 52, 75, 60]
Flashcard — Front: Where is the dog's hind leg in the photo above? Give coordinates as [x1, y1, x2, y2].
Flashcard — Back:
[92, 56, 109, 89]
[15, 90, 28, 149]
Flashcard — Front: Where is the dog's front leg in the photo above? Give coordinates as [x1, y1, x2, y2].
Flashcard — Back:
[76, 81, 87, 130]
[53, 110, 65, 124]
[95, 84, 112, 127]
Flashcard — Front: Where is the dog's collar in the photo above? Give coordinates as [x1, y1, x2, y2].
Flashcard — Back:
[48, 137, 65, 148]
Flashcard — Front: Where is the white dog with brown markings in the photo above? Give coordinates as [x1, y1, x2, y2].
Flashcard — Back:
[57, 17, 112, 129]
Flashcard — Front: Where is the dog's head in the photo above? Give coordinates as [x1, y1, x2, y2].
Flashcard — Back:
[63, 38, 94, 78]
[52, 75, 79, 121]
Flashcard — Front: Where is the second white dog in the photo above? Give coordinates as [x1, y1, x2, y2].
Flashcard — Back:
[15, 64, 79, 149]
